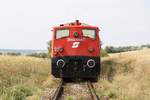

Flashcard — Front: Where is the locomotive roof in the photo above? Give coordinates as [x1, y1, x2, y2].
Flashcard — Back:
[63, 22, 90, 26]
[53, 20, 98, 29]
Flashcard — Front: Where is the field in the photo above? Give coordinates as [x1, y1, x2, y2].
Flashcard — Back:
[0, 49, 150, 100]
[0, 56, 57, 100]
[97, 49, 150, 100]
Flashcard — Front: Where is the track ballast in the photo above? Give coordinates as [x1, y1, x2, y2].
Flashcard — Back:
[50, 80, 99, 100]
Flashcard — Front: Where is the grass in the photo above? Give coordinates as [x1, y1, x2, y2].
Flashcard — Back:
[97, 49, 150, 100]
[0, 49, 150, 100]
[0, 55, 57, 100]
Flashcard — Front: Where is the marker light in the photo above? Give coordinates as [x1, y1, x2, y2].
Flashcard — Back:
[88, 47, 94, 53]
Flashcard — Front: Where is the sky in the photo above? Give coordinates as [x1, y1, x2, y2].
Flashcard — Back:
[0, 0, 149, 50]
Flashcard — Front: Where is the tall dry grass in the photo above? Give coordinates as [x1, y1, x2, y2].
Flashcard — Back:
[0, 55, 57, 100]
[96, 49, 150, 100]
[1, 49, 150, 100]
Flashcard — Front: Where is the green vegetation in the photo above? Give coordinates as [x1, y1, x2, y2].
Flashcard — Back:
[27, 53, 48, 58]
[141, 44, 150, 48]
[6, 52, 21, 56]
[105, 46, 141, 53]
[0, 52, 21, 56]
[104, 44, 150, 53]
[101, 48, 108, 57]
[47, 40, 52, 58]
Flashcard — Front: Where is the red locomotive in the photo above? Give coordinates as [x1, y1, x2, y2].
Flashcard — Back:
[51, 20, 101, 82]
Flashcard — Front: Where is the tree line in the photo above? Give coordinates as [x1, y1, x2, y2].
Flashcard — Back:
[105, 44, 150, 53]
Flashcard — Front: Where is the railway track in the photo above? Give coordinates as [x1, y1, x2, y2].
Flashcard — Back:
[50, 80, 99, 100]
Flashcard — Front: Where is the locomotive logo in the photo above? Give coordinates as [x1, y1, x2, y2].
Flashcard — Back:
[72, 42, 80, 48]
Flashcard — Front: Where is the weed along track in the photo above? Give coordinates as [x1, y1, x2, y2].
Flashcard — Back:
[50, 80, 99, 100]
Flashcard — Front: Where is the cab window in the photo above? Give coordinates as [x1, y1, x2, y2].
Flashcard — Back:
[82, 29, 96, 39]
[56, 29, 69, 39]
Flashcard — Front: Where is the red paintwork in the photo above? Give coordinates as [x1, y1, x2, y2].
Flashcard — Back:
[51, 20, 101, 57]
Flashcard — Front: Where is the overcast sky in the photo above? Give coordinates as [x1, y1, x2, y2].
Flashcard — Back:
[0, 0, 149, 50]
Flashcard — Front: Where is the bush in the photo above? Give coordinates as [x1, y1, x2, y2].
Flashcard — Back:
[101, 48, 108, 57]
[105, 46, 142, 53]
[27, 53, 48, 58]
[6, 52, 21, 56]
[141, 44, 150, 48]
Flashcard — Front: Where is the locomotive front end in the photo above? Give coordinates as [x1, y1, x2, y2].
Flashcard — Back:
[51, 20, 101, 82]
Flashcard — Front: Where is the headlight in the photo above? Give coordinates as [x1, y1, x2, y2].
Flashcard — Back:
[87, 59, 95, 68]
[56, 59, 65, 68]
[56, 47, 64, 52]
[88, 47, 94, 53]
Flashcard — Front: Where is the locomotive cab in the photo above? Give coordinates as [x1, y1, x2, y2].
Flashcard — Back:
[51, 20, 101, 82]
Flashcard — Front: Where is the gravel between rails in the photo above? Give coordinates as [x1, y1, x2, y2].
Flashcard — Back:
[60, 82, 93, 100]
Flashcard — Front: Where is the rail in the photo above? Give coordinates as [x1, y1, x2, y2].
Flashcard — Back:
[87, 82, 99, 100]
[51, 80, 64, 100]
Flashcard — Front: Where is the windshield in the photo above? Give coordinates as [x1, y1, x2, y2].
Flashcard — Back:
[82, 29, 96, 39]
[56, 29, 69, 39]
